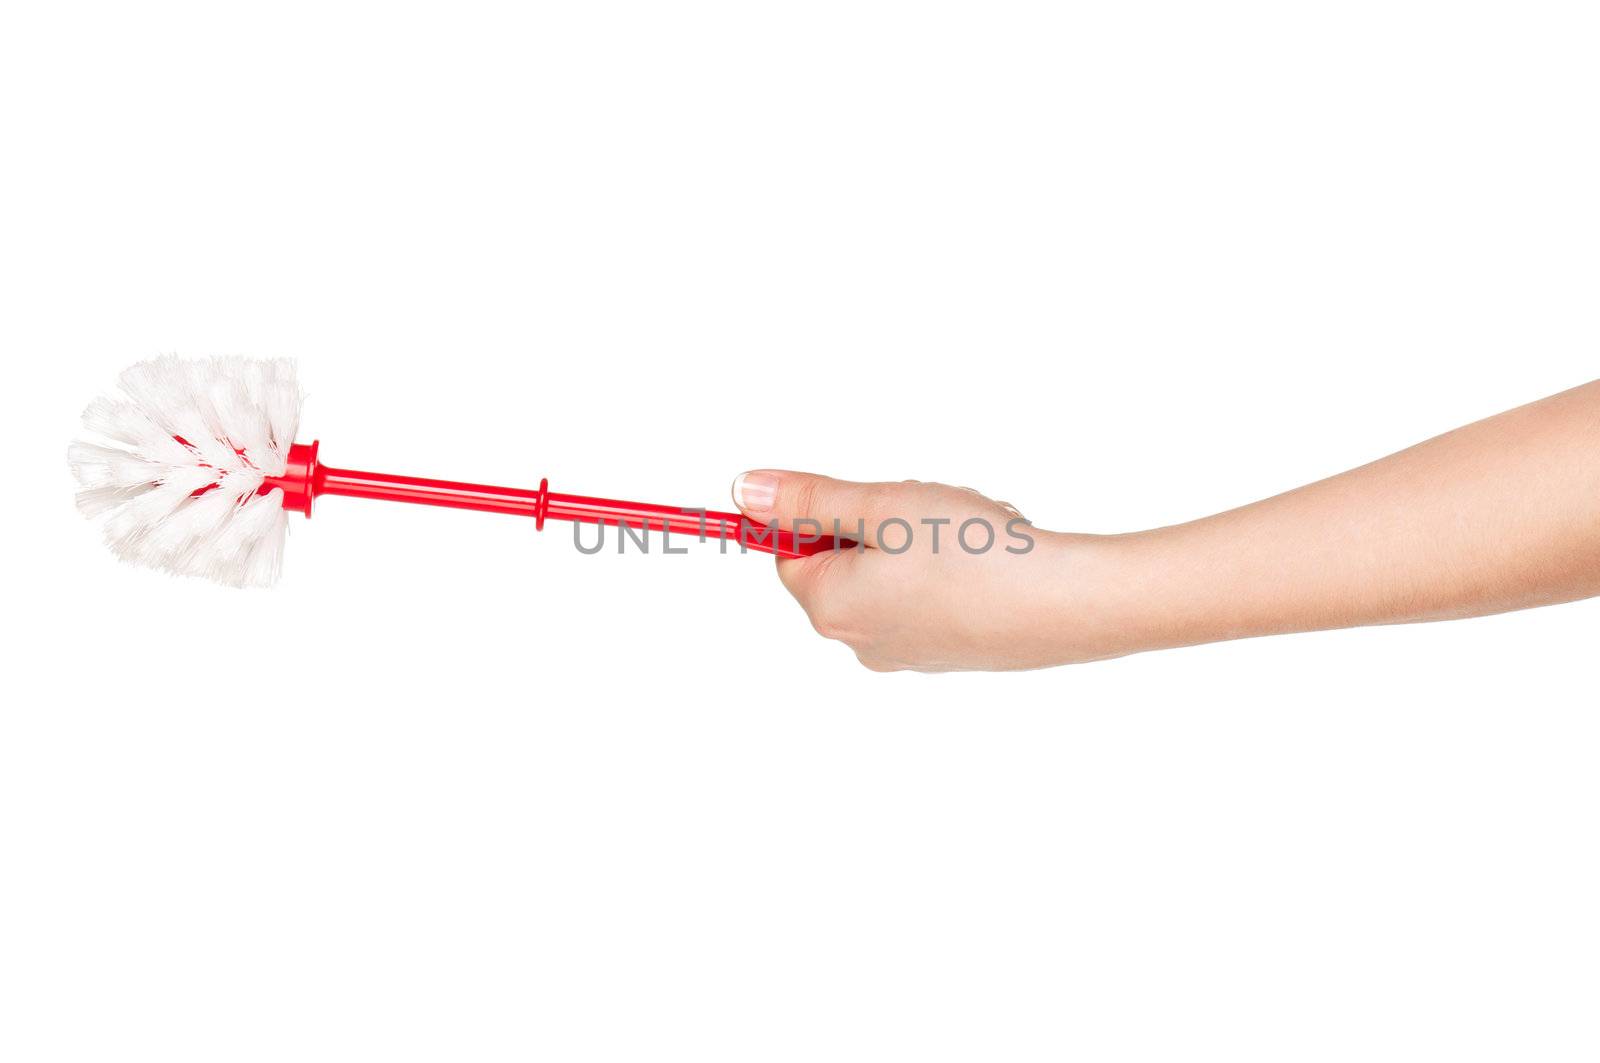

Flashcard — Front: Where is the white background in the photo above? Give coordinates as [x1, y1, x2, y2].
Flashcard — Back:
[2, 2, 1597, 1060]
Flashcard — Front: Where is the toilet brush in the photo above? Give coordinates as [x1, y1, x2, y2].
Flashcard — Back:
[69, 356, 837, 587]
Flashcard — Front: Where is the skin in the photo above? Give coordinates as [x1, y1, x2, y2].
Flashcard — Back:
[732, 380, 1600, 672]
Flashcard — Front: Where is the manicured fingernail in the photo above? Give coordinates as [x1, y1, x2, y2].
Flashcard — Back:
[732, 471, 779, 515]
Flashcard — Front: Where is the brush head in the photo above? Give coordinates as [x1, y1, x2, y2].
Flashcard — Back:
[70, 355, 303, 587]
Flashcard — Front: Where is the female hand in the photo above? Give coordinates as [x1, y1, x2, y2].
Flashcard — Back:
[731, 471, 1133, 672]
[732, 381, 1600, 672]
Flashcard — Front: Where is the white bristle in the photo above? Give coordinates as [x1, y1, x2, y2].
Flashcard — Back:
[70, 356, 303, 588]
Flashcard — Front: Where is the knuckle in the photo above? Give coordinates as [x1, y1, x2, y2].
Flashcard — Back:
[860, 484, 897, 520]
[788, 476, 823, 525]
[775, 559, 810, 598]
[809, 612, 844, 641]
[807, 599, 852, 641]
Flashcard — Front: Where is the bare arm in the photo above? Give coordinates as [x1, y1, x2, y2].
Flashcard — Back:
[732, 381, 1600, 671]
[1102, 380, 1600, 655]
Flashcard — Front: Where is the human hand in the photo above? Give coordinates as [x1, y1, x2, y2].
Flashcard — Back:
[730, 470, 1132, 672]
[732, 384, 1600, 673]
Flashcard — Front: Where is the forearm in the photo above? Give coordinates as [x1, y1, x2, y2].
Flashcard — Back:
[731, 383, 1598, 671]
[1089, 381, 1600, 656]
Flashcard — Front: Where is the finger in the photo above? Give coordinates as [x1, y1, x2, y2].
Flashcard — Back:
[994, 500, 1024, 519]
[775, 549, 861, 641]
[731, 469, 905, 547]
[774, 546, 854, 608]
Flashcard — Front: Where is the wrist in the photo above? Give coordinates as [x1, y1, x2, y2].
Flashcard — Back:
[1026, 530, 1171, 665]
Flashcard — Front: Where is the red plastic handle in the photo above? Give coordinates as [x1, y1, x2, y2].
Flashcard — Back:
[261, 442, 844, 558]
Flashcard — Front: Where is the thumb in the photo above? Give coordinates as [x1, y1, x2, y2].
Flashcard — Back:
[731, 469, 901, 545]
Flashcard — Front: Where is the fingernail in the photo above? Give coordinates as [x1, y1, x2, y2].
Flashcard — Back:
[732, 471, 779, 515]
